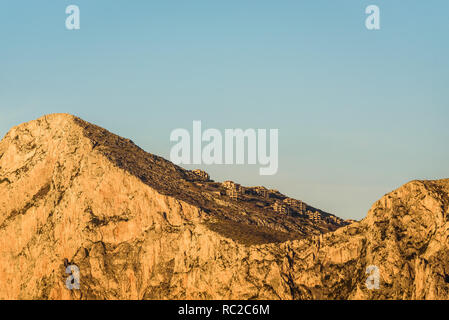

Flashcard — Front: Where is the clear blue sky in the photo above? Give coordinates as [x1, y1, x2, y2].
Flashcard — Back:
[1, 1, 448, 220]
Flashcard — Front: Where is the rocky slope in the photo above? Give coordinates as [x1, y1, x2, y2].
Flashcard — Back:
[0, 114, 447, 299]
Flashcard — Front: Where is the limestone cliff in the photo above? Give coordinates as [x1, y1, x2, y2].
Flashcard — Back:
[0, 114, 447, 299]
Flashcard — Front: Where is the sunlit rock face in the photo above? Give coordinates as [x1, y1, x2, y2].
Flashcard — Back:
[0, 114, 447, 300]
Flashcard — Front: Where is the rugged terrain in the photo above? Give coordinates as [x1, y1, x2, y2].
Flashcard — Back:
[0, 114, 448, 299]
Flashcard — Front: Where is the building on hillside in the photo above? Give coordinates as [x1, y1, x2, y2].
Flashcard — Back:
[223, 181, 237, 189]
[227, 188, 241, 200]
[298, 201, 307, 213]
[223, 181, 244, 200]
[307, 211, 321, 222]
[283, 197, 300, 207]
[273, 201, 289, 215]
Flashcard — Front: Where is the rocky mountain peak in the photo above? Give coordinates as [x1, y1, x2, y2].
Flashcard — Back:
[0, 114, 447, 299]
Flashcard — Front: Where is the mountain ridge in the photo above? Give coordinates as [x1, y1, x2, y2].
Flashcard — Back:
[0, 113, 447, 299]
[1, 113, 346, 245]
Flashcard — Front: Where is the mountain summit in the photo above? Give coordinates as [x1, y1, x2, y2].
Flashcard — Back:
[0, 114, 447, 299]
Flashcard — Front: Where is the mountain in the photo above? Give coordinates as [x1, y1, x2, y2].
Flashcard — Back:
[0, 114, 447, 299]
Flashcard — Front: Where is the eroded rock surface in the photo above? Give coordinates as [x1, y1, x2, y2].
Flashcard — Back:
[0, 114, 448, 299]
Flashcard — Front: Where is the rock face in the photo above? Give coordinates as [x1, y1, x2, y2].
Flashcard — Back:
[0, 114, 448, 300]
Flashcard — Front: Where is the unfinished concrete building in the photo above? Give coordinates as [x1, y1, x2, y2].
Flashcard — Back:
[223, 181, 244, 200]
[227, 188, 241, 200]
[283, 197, 300, 207]
[298, 201, 307, 213]
[307, 210, 321, 222]
[273, 201, 289, 215]
[223, 181, 238, 189]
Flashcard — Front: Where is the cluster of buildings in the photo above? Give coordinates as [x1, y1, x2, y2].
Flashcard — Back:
[304, 210, 343, 225]
[269, 200, 341, 224]
[222, 182, 283, 202]
[282, 197, 307, 212]
[205, 179, 342, 225]
[272, 198, 309, 216]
